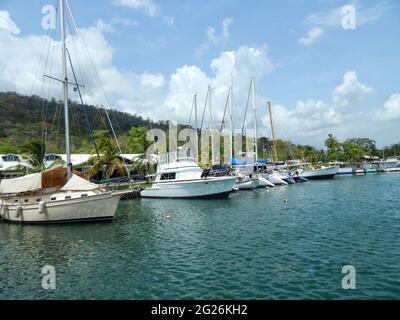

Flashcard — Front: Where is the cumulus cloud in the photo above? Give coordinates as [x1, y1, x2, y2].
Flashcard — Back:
[332, 71, 374, 109]
[0, 10, 20, 35]
[112, 0, 158, 17]
[298, 27, 324, 46]
[375, 94, 400, 121]
[0, 10, 396, 147]
[264, 71, 376, 146]
[0, 12, 275, 126]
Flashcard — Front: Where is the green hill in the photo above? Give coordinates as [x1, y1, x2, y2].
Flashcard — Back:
[0, 91, 168, 154]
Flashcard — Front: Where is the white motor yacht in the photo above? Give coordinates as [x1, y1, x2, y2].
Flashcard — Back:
[141, 158, 236, 199]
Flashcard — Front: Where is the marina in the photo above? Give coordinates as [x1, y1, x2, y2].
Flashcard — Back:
[0, 0, 399, 305]
[1, 173, 399, 299]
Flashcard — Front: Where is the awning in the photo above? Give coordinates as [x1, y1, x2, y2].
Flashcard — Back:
[60, 174, 99, 191]
[0, 173, 42, 194]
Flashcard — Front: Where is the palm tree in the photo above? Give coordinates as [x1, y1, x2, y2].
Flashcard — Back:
[89, 130, 125, 179]
[20, 138, 45, 172]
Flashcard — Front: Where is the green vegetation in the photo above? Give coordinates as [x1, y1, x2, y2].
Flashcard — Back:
[0, 91, 168, 154]
[0, 92, 398, 167]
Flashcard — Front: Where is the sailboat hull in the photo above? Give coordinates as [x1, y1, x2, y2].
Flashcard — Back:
[0, 192, 120, 224]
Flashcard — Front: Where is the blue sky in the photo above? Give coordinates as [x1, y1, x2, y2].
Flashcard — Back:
[1, 0, 400, 147]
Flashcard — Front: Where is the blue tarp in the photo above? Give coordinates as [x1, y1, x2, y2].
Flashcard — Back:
[231, 158, 269, 166]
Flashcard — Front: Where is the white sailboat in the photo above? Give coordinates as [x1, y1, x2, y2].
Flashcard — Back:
[0, 0, 121, 224]
[266, 171, 288, 186]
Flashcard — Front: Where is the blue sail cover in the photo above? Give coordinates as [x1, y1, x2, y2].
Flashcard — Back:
[231, 158, 269, 166]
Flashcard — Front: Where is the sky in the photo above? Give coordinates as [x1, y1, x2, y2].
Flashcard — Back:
[0, 0, 399, 148]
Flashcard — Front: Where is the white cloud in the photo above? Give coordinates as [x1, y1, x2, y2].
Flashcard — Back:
[0, 10, 20, 35]
[376, 94, 400, 121]
[112, 17, 139, 27]
[298, 27, 324, 46]
[0, 13, 274, 126]
[0, 11, 396, 148]
[263, 71, 377, 146]
[197, 17, 233, 57]
[112, 0, 158, 17]
[332, 71, 374, 109]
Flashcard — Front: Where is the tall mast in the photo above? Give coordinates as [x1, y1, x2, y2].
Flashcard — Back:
[230, 73, 234, 163]
[194, 94, 198, 162]
[60, 0, 71, 178]
[252, 79, 258, 162]
[208, 86, 215, 165]
[268, 101, 278, 162]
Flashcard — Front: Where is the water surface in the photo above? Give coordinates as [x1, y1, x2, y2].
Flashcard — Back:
[1, 174, 399, 299]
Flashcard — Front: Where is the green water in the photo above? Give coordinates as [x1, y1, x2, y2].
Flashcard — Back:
[1, 174, 399, 300]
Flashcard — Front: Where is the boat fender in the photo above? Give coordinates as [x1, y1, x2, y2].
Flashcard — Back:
[38, 201, 46, 214]
[1, 204, 7, 217]
[16, 206, 23, 218]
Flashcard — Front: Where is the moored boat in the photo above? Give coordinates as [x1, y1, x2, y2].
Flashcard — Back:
[0, 169, 121, 224]
[336, 167, 353, 175]
[257, 176, 275, 188]
[299, 166, 339, 180]
[141, 157, 236, 199]
[267, 172, 288, 185]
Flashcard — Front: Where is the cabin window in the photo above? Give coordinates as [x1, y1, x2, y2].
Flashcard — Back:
[81, 194, 88, 197]
[24, 199, 29, 203]
[65, 196, 71, 199]
[36, 199, 41, 202]
[160, 173, 176, 180]
[14, 200, 18, 203]
[51, 197, 57, 201]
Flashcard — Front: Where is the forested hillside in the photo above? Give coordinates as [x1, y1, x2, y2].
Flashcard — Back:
[0, 91, 168, 153]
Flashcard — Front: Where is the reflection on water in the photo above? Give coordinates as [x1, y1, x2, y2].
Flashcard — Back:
[1, 174, 400, 299]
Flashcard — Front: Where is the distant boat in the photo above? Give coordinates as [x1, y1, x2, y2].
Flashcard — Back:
[299, 166, 339, 180]
[354, 167, 365, 175]
[377, 159, 400, 172]
[292, 173, 308, 183]
[267, 172, 288, 185]
[336, 167, 353, 175]
[141, 157, 236, 199]
[232, 165, 259, 190]
[235, 176, 259, 190]
[257, 175, 275, 188]
[364, 164, 377, 174]
[278, 170, 295, 184]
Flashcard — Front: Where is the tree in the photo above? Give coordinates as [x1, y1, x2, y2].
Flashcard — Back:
[89, 130, 125, 179]
[126, 127, 151, 154]
[20, 138, 46, 171]
[324, 134, 343, 161]
[342, 141, 366, 163]
[346, 138, 378, 157]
